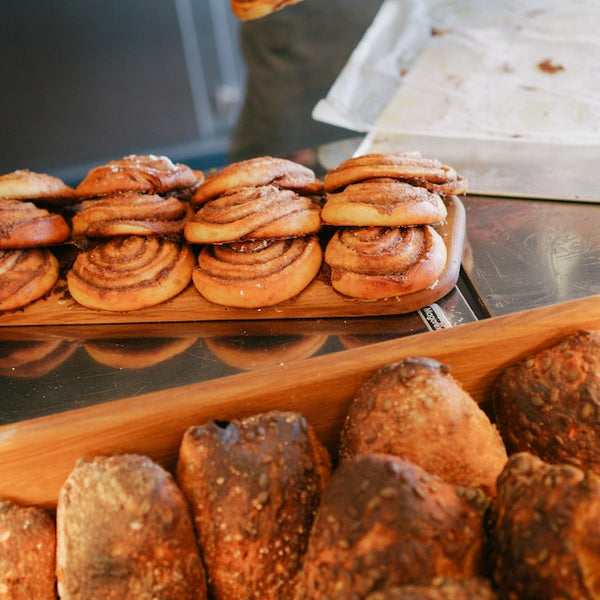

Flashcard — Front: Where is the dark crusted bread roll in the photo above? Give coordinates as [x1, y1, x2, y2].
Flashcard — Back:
[363, 577, 498, 600]
[490, 452, 600, 599]
[75, 154, 201, 199]
[190, 156, 323, 207]
[295, 453, 489, 600]
[339, 358, 507, 496]
[0, 499, 56, 600]
[56, 453, 207, 600]
[176, 410, 331, 600]
[0, 198, 70, 248]
[493, 329, 600, 471]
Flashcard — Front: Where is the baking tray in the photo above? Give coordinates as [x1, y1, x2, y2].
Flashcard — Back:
[0, 197, 464, 325]
[1, 293, 598, 509]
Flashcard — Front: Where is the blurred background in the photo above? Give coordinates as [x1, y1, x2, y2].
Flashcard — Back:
[1, 0, 246, 184]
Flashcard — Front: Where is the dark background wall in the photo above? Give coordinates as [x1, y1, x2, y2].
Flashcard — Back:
[0, 0, 246, 184]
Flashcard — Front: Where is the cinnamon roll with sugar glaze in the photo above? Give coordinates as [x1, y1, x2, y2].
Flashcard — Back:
[67, 236, 194, 311]
[185, 185, 321, 244]
[72, 192, 191, 238]
[192, 235, 322, 308]
[0, 248, 59, 311]
[324, 225, 447, 300]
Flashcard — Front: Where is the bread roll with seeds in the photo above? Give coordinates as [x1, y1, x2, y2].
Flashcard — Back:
[56, 453, 207, 600]
[339, 357, 507, 496]
[295, 454, 489, 600]
[364, 577, 498, 600]
[0, 499, 56, 600]
[490, 452, 600, 599]
[176, 410, 331, 600]
[493, 329, 600, 471]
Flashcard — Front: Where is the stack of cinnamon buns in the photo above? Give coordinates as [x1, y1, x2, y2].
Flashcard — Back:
[0, 151, 466, 313]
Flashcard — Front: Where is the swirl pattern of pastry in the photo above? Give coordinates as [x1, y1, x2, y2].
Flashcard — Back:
[192, 235, 322, 308]
[325, 225, 447, 300]
[323, 151, 467, 196]
[0, 248, 60, 311]
[67, 236, 194, 312]
[75, 154, 201, 199]
[185, 185, 321, 244]
[0, 169, 76, 205]
[191, 156, 323, 206]
[0, 199, 71, 248]
[321, 177, 448, 226]
[71, 192, 192, 238]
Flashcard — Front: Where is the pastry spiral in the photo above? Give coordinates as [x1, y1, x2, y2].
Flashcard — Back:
[185, 185, 321, 244]
[323, 151, 467, 196]
[325, 225, 447, 300]
[0, 199, 71, 248]
[0, 248, 59, 311]
[71, 192, 191, 238]
[192, 235, 322, 308]
[67, 236, 194, 312]
[0, 169, 76, 205]
[191, 156, 323, 206]
[75, 154, 201, 199]
[321, 177, 448, 226]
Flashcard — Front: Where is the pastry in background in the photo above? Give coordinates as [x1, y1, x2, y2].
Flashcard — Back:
[339, 357, 507, 496]
[490, 452, 600, 599]
[71, 192, 192, 238]
[56, 454, 207, 600]
[75, 154, 201, 199]
[230, 0, 305, 20]
[0, 248, 60, 312]
[295, 453, 489, 600]
[0, 199, 70, 249]
[192, 236, 322, 308]
[0, 499, 57, 600]
[176, 410, 331, 600]
[0, 168, 76, 206]
[324, 225, 447, 301]
[67, 236, 194, 312]
[493, 329, 600, 471]
[0, 338, 78, 377]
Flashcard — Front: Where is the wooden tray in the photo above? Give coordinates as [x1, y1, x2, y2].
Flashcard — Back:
[1, 293, 598, 509]
[0, 197, 465, 326]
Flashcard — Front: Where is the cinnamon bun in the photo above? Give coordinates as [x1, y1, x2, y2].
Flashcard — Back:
[324, 225, 447, 300]
[0, 248, 59, 311]
[67, 236, 194, 312]
[323, 152, 467, 196]
[0, 169, 76, 206]
[71, 192, 191, 238]
[191, 156, 323, 206]
[185, 185, 321, 244]
[192, 235, 322, 308]
[321, 177, 448, 226]
[75, 154, 201, 199]
[0, 199, 70, 248]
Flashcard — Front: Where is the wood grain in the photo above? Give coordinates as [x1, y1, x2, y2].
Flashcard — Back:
[0, 198, 465, 325]
[1, 293, 598, 509]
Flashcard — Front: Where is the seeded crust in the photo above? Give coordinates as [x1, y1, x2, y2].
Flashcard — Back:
[230, 0, 305, 20]
[190, 156, 323, 207]
[490, 452, 600, 599]
[0, 169, 76, 205]
[492, 330, 600, 471]
[0, 499, 56, 600]
[295, 453, 489, 600]
[56, 454, 207, 600]
[363, 577, 498, 600]
[176, 410, 331, 600]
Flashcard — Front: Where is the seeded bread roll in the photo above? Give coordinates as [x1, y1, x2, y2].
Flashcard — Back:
[176, 410, 331, 600]
[493, 329, 600, 471]
[56, 453, 207, 600]
[364, 577, 498, 600]
[295, 453, 489, 600]
[339, 357, 508, 496]
[0, 499, 56, 600]
[490, 452, 600, 599]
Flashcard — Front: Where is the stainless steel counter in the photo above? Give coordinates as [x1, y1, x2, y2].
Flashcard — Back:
[1, 138, 598, 424]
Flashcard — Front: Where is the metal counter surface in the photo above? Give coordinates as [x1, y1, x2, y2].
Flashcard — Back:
[1, 138, 598, 423]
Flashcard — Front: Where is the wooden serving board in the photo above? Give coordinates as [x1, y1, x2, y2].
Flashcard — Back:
[1, 293, 598, 509]
[0, 197, 465, 326]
